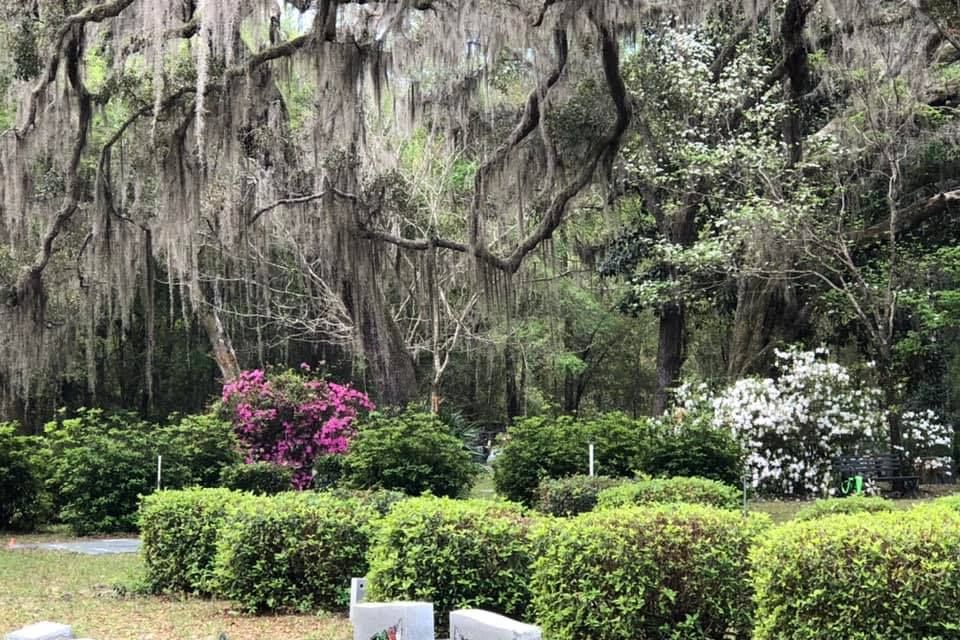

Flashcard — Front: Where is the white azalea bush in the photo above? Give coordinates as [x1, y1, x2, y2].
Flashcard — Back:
[709, 349, 883, 495]
[901, 409, 954, 481]
[678, 348, 956, 496]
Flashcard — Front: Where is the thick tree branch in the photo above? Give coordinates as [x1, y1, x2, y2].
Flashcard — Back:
[17, 28, 92, 307]
[468, 28, 569, 250]
[850, 188, 960, 243]
[17, 0, 137, 137]
[248, 188, 358, 226]
[503, 20, 631, 273]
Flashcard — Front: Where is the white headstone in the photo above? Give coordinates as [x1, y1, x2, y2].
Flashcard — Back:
[449, 609, 541, 640]
[349, 577, 368, 621]
[351, 601, 434, 640]
[5, 622, 73, 640]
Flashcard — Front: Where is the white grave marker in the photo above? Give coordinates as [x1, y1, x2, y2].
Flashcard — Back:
[351, 601, 434, 640]
[5, 622, 73, 640]
[349, 577, 368, 620]
[449, 609, 541, 640]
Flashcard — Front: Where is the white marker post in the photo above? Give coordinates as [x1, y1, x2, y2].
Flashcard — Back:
[157, 455, 162, 491]
[588, 443, 595, 477]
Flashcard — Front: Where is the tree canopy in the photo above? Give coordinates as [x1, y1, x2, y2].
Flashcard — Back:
[1, 0, 959, 435]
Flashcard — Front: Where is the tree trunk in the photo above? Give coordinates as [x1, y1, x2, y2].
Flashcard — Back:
[727, 276, 781, 380]
[197, 304, 241, 383]
[654, 301, 684, 416]
[342, 272, 417, 408]
[504, 341, 521, 423]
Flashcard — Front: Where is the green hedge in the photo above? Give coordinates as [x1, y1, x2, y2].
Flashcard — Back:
[535, 475, 624, 517]
[493, 413, 648, 505]
[366, 497, 536, 625]
[43, 409, 238, 534]
[342, 409, 479, 498]
[322, 488, 408, 516]
[140, 488, 244, 594]
[532, 504, 770, 639]
[213, 492, 378, 613]
[751, 507, 960, 639]
[0, 423, 47, 530]
[596, 476, 739, 510]
[218, 462, 293, 495]
[794, 495, 894, 521]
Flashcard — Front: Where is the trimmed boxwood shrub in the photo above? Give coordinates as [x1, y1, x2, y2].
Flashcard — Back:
[794, 495, 894, 521]
[213, 491, 378, 613]
[596, 476, 739, 510]
[322, 488, 408, 515]
[0, 423, 47, 530]
[140, 488, 244, 594]
[218, 462, 293, 495]
[535, 475, 624, 516]
[493, 413, 649, 505]
[341, 409, 479, 498]
[532, 504, 770, 639]
[366, 497, 537, 625]
[751, 507, 960, 639]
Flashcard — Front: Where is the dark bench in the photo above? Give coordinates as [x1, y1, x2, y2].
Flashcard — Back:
[833, 453, 919, 496]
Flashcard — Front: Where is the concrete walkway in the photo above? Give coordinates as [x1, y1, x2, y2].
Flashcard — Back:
[9, 538, 140, 555]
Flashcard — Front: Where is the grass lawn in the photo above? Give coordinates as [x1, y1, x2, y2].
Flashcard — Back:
[749, 483, 960, 523]
[0, 547, 352, 640]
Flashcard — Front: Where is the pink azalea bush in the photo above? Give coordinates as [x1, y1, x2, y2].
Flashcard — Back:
[220, 368, 374, 489]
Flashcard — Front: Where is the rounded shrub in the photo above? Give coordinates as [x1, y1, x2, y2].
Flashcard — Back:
[794, 495, 894, 521]
[751, 507, 960, 639]
[535, 475, 624, 516]
[641, 419, 743, 487]
[42, 409, 240, 535]
[366, 497, 537, 625]
[218, 461, 293, 495]
[532, 504, 770, 639]
[341, 409, 479, 498]
[159, 413, 240, 488]
[44, 410, 159, 534]
[596, 476, 739, 510]
[493, 413, 648, 505]
[140, 488, 244, 594]
[213, 491, 378, 613]
[0, 423, 47, 530]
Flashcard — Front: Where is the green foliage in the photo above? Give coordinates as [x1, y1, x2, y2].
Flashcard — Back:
[751, 507, 960, 639]
[161, 413, 241, 488]
[596, 476, 740, 510]
[213, 492, 378, 613]
[794, 496, 894, 522]
[218, 462, 293, 495]
[532, 505, 770, 639]
[44, 409, 239, 535]
[44, 409, 160, 535]
[341, 409, 479, 498]
[492, 413, 648, 505]
[0, 423, 47, 530]
[139, 488, 244, 594]
[534, 475, 624, 517]
[320, 488, 408, 516]
[366, 497, 537, 625]
[642, 417, 744, 486]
